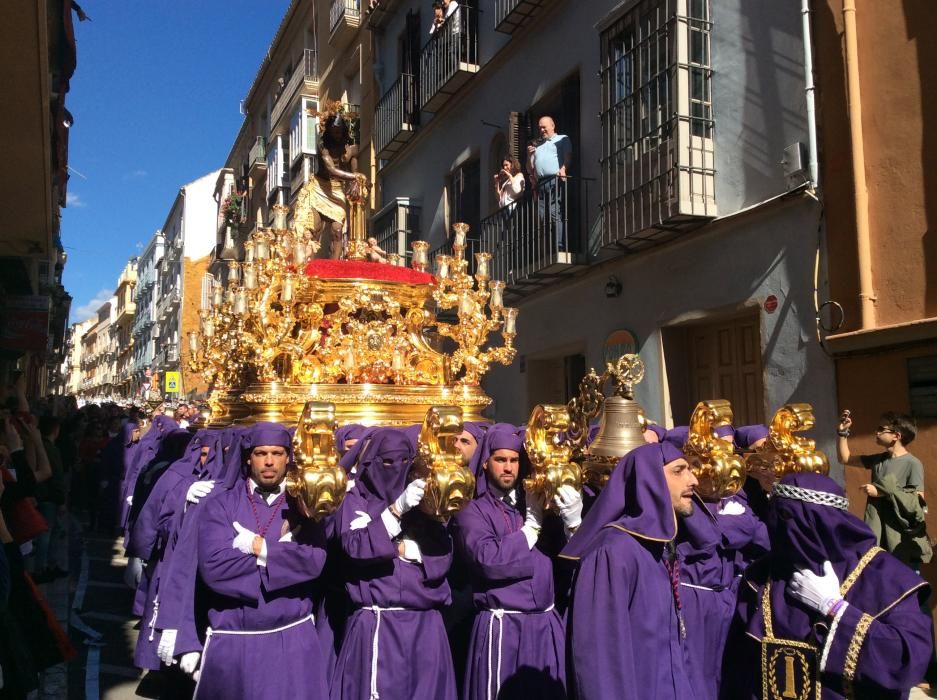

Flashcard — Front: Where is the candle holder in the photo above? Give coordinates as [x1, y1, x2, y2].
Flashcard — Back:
[411, 241, 430, 272]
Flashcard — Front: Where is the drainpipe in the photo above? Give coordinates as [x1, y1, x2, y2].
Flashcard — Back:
[842, 0, 876, 328]
[801, 0, 819, 188]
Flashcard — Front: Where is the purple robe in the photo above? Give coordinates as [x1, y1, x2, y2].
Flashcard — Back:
[453, 489, 565, 700]
[195, 482, 328, 699]
[330, 429, 456, 700]
[724, 473, 933, 699]
[120, 415, 178, 532]
[561, 443, 694, 700]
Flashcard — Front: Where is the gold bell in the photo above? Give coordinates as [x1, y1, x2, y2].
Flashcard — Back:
[582, 395, 649, 491]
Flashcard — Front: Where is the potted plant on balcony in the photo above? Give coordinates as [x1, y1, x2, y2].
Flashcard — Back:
[221, 191, 246, 228]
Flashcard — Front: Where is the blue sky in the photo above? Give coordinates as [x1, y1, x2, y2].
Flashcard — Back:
[63, 1, 291, 323]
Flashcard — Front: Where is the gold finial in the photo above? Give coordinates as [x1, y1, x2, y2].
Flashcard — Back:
[285, 402, 347, 520]
[524, 404, 582, 509]
[683, 400, 746, 500]
[411, 406, 475, 520]
[746, 403, 830, 490]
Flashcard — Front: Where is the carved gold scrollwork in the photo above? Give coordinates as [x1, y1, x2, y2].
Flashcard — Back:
[746, 403, 830, 491]
[524, 404, 582, 510]
[411, 406, 476, 521]
[285, 402, 347, 520]
[684, 399, 747, 501]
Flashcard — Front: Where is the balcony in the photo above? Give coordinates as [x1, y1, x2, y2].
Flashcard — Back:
[420, 5, 479, 113]
[270, 49, 319, 132]
[478, 176, 586, 300]
[494, 0, 554, 34]
[366, 0, 403, 29]
[248, 136, 267, 179]
[375, 74, 419, 160]
[330, 0, 361, 49]
[156, 288, 181, 320]
[165, 344, 179, 364]
[372, 198, 420, 261]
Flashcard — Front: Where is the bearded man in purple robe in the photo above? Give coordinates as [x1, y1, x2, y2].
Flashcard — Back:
[722, 472, 932, 699]
[193, 422, 328, 699]
[453, 423, 580, 700]
[562, 442, 698, 700]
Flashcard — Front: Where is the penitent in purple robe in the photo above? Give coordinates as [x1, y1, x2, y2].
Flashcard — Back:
[453, 489, 566, 700]
[195, 459, 329, 697]
[562, 443, 695, 700]
[329, 429, 456, 700]
[723, 473, 933, 699]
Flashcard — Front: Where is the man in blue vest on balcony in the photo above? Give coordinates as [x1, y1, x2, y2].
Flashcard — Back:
[527, 116, 572, 251]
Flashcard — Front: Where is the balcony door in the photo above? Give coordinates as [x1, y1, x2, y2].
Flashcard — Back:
[663, 311, 765, 427]
[448, 159, 481, 241]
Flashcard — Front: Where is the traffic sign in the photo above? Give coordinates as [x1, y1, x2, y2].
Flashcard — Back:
[165, 371, 181, 393]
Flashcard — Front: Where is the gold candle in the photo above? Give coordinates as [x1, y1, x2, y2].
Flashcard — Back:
[436, 255, 450, 279]
[489, 280, 505, 309]
[244, 240, 255, 263]
[187, 331, 198, 353]
[411, 241, 430, 272]
[475, 252, 491, 281]
[273, 205, 288, 231]
[225, 288, 235, 306]
[212, 286, 224, 308]
[227, 261, 240, 285]
[452, 226, 467, 249]
[254, 234, 270, 260]
[203, 318, 214, 338]
[234, 289, 248, 316]
[392, 348, 404, 371]
[343, 349, 355, 375]
[503, 307, 518, 334]
[293, 238, 308, 265]
[459, 292, 475, 316]
[282, 273, 295, 302]
[387, 253, 401, 267]
[243, 264, 257, 290]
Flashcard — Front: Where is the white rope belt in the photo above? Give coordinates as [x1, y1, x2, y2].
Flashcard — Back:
[364, 605, 407, 700]
[147, 595, 160, 642]
[679, 581, 727, 592]
[485, 605, 555, 700]
[194, 613, 315, 699]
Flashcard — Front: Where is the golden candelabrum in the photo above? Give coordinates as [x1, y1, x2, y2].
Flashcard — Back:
[285, 401, 348, 520]
[683, 400, 747, 501]
[432, 223, 518, 386]
[187, 175, 519, 425]
[524, 404, 582, 510]
[566, 354, 649, 492]
[745, 403, 830, 491]
[410, 406, 476, 521]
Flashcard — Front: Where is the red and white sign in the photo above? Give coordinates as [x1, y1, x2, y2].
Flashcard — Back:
[764, 295, 779, 314]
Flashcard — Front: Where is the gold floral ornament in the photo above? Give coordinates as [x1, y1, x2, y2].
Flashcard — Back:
[432, 223, 518, 386]
[285, 401, 348, 520]
[410, 406, 476, 520]
[683, 399, 747, 501]
[524, 404, 582, 510]
[567, 354, 649, 491]
[745, 404, 830, 491]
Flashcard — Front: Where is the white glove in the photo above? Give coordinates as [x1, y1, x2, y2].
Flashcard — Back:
[186, 480, 215, 504]
[521, 488, 544, 549]
[157, 629, 177, 665]
[232, 522, 257, 555]
[179, 651, 201, 676]
[126, 495, 133, 506]
[124, 557, 143, 589]
[718, 499, 747, 516]
[393, 479, 426, 516]
[789, 560, 842, 616]
[554, 485, 584, 531]
[399, 537, 423, 563]
[349, 510, 372, 531]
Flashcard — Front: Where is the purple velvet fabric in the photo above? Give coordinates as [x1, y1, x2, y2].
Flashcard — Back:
[663, 426, 689, 448]
[562, 442, 693, 700]
[120, 415, 178, 531]
[713, 424, 735, 439]
[453, 488, 566, 699]
[338, 427, 378, 475]
[645, 423, 667, 442]
[330, 427, 456, 699]
[195, 482, 329, 699]
[724, 473, 933, 698]
[244, 422, 292, 451]
[335, 424, 366, 454]
[733, 424, 769, 450]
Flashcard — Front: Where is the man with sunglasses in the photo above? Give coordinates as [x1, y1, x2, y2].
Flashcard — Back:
[837, 410, 931, 568]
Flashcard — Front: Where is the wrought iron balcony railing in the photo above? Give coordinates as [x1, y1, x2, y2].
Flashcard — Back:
[371, 198, 421, 260]
[494, 0, 553, 34]
[375, 73, 419, 159]
[270, 49, 319, 131]
[420, 4, 479, 113]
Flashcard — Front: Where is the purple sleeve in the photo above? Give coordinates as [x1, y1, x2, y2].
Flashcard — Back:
[260, 520, 328, 593]
[454, 506, 535, 580]
[821, 588, 932, 691]
[127, 471, 183, 560]
[568, 545, 639, 700]
[197, 496, 261, 603]
[338, 492, 397, 563]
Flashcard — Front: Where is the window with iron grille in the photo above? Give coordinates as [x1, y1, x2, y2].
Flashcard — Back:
[599, 0, 716, 247]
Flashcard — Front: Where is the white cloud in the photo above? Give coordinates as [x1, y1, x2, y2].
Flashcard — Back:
[123, 169, 148, 180]
[66, 191, 86, 207]
[72, 288, 113, 323]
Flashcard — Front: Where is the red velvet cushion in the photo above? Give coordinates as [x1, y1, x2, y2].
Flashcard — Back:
[304, 259, 435, 285]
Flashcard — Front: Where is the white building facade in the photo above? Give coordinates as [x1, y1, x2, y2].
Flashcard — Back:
[368, 0, 839, 465]
[131, 232, 165, 399]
